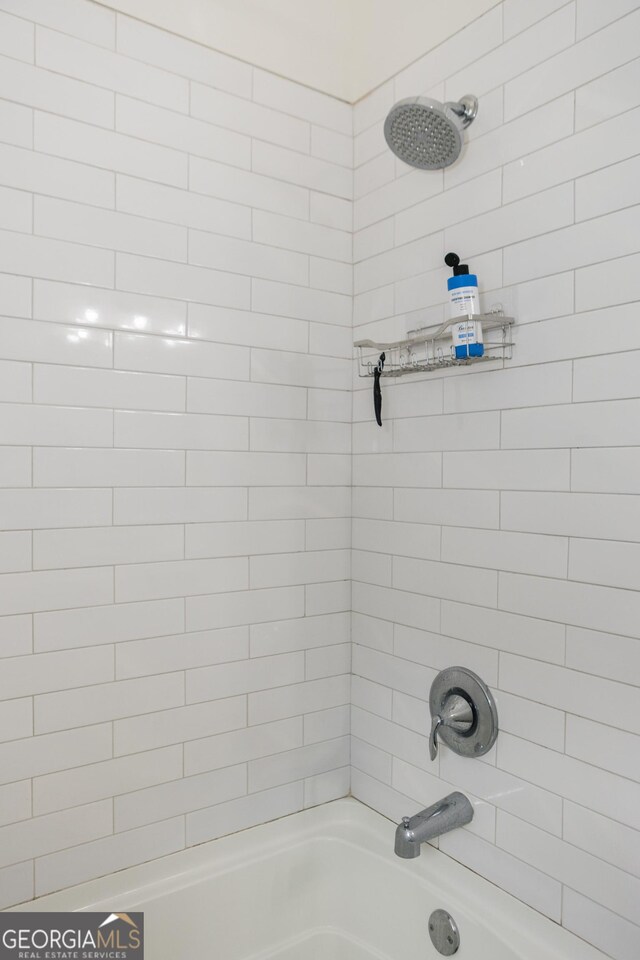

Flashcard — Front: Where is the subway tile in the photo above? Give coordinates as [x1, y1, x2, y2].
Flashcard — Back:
[395, 171, 502, 246]
[0, 800, 112, 871]
[0, 646, 112, 700]
[251, 350, 350, 392]
[500, 654, 640, 735]
[305, 517, 350, 550]
[504, 105, 640, 203]
[0, 567, 112, 617]
[191, 83, 309, 153]
[188, 304, 308, 353]
[35, 673, 185, 733]
[115, 332, 248, 380]
[250, 550, 349, 589]
[0, 724, 113, 786]
[0, 185, 32, 234]
[186, 519, 305, 560]
[0, 700, 32, 744]
[354, 453, 442, 489]
[492, 690, 565, 751]
[501, 491, 640, 541]
[249, 486, 350, 520]
[187, 452, 306, 487]
[33, 279, 187, 337]
[0, 0, 116, 49]
[0, 781, 31, 828]
[189, 155, 308, 220]
[33, 745, 183, 816]
[444, 362, 572, 414]
[0, 273, 31, 318]
[117, 175, 251, 238]
[0, 404, 112, 448]
[575, 55, 640, 131]
[352, 548, 391, 588]
[0, 361, 30, 404]
[35, 112, 188, 187]
[188, 378, 306, 420]
[0, 56, 113, 127]
[115, 556, 248, 603]
[393, 556, 497, 607]
[505, 8, 640, 119]
[34, 365, 185, 413]
[305, 642, 350, 680]
[440, 750, 561, 835]
[253, 141, 351, 200]
[36, 28, 188, 112]
[117, 626, 248, 679]
[115, 765, 246, 832]
[566, 626, 640, 687]
[34, 448, 184, 488]
[304, 765, 349, 806]
[353, 519, 440, 561]
[34, 524, 183, 570]
[442, 527, 567, 578]
[503, 0, 572, 40]
[0, 319, 111, 370]
[187, 652, 304, 703]
[394, 488, 499, 528]
[0, 617, 33, 660]
[502, 399, 640, 449]
[500, 570, 640, 640]
[564, 801, 640, 880]
[394, 412, 500, 453]
[186, 783, 302, 846]
[250, 419, 349, 454]
[498, 732, 638, 830]
[304, 704, 350, 744]
[441, 601, 566, 663]
[0, 230, 114, 287]
[576, 255, 640, 313]
[351, 736, 392, 782]
[0, 489, 111, 530]
[187, 585, 305, 633]
[249, 737, 349, 792]
[0, 99, 32, 149]
[566, 715, 640, 782]
[563, 889, 640, 960]
[497, 811, 640, 926]
[440, 826, 562, 920]
[35, 196, 187, 261]
[185, 718, 302, 776]
[253, 69, 351, 135]
[36, 818, 185, 897]
[394, 624, 498, 683]
[353, 645, 435, 702]
[35, 598, 185, 652]
[254, 211, 351, 262]
[248, 675, 350, 725]
[571, 447, 640, 496]
[0, 448, 30, 488]
[114, 487, 247, 525]
[114, 410, 247, 451]
[310, 125, 352, 168]
[570, 537, 640, 591]
[576, 0, 640, 38]
[114, 698, 246, 756]
[116, 15, 252, 96]
[0, 141, 114, 209]
[189, 230, 308, 286]
[310, 192, 351, 231]
[116, 254, 250, 309]
[443, 450, 570, 491]
[352, 581, 440, 634]
[252, 280, 351, 327]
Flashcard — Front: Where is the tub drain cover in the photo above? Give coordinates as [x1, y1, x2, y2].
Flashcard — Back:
[428, 909, 460, 956]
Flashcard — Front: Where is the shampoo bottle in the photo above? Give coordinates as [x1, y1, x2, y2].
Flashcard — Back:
[445, 252, 484, 359]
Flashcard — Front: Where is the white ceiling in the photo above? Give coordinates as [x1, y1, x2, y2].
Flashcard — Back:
[101, 0, 501, 102]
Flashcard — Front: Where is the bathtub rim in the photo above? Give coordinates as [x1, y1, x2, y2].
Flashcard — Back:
[8, 796, 606, 960]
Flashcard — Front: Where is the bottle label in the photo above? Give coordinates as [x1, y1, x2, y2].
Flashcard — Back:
[449, 286, 479, 317]
[452, 319, 483, 347]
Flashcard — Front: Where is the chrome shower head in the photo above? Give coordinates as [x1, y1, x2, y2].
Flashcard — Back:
[383, 95, 478, 169]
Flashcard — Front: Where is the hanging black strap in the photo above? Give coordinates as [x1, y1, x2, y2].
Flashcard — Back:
[373, 352, 385, 427]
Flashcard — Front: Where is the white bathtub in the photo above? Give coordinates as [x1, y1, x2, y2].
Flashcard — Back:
[13, 798, 606, 960]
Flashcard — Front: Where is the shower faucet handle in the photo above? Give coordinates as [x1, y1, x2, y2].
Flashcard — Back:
[429, 694, 473, 761]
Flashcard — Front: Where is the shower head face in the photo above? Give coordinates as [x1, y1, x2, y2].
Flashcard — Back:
[384, 96, 474, 170]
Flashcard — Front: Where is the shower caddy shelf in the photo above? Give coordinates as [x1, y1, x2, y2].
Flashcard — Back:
[354, 308, 515, 378]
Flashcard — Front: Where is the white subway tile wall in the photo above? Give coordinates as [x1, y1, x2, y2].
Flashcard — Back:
[1, 2, 640, 957]
[0, 0, 351, 907]
[351, 4, 640, 959]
